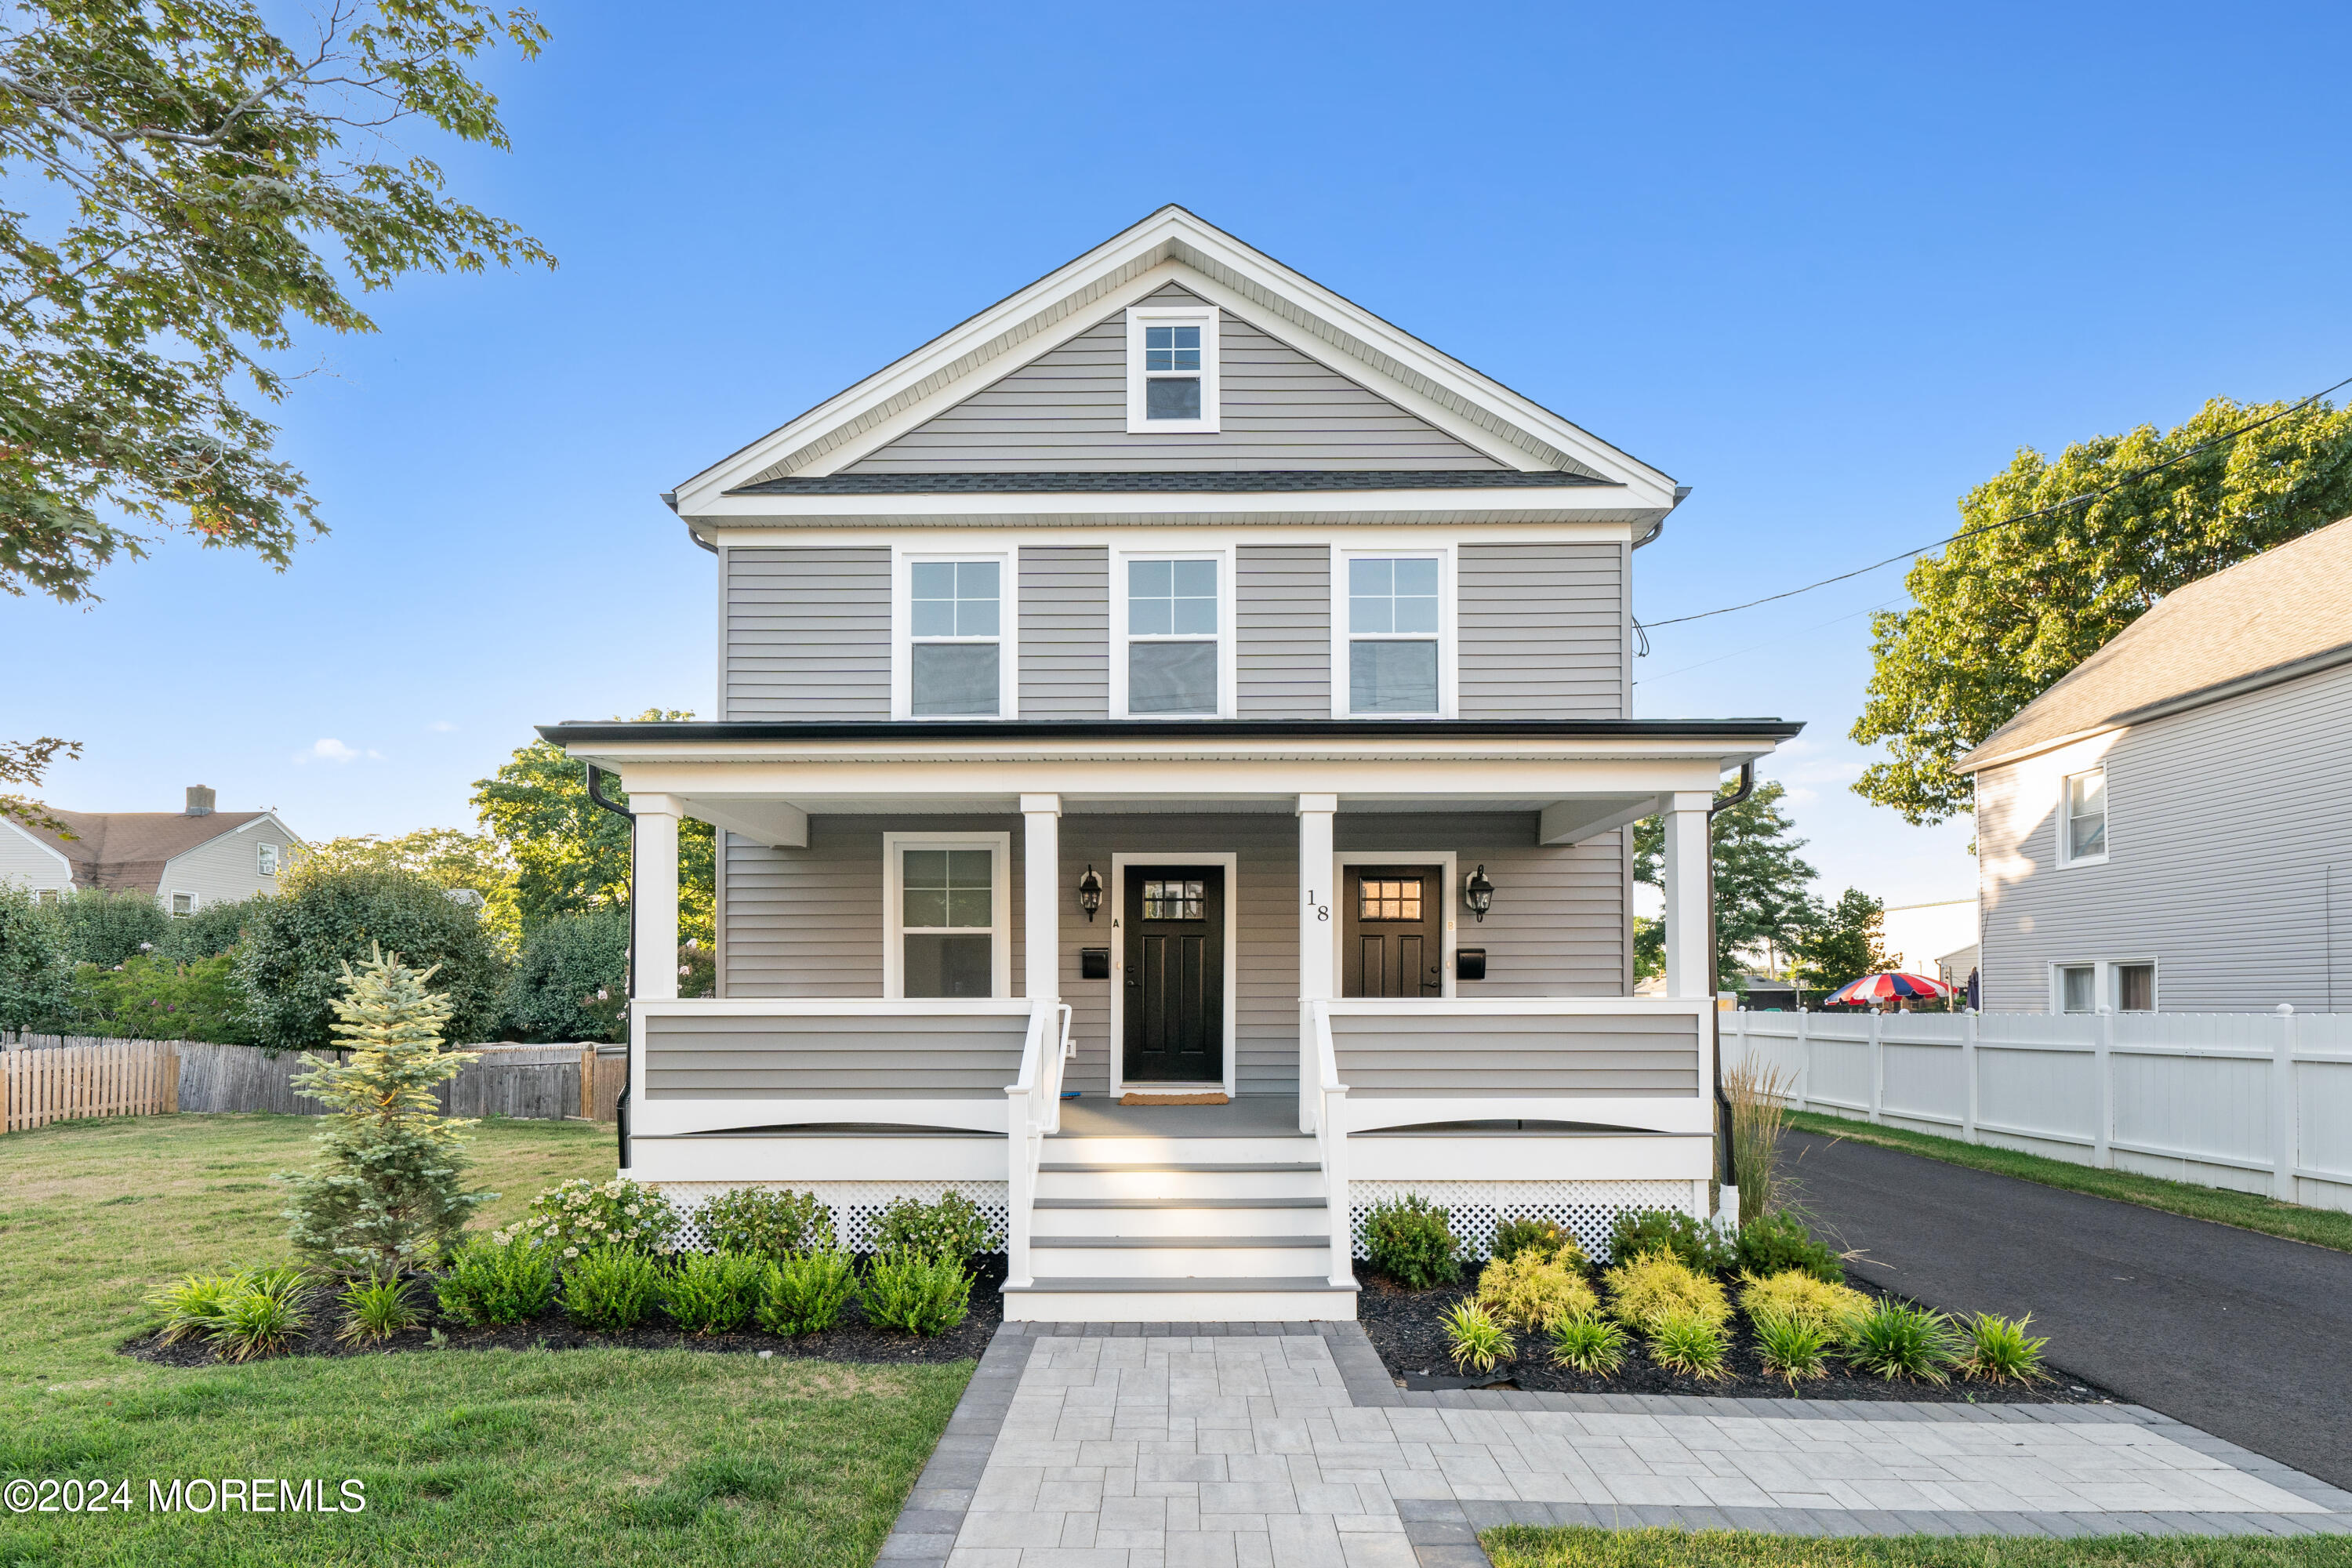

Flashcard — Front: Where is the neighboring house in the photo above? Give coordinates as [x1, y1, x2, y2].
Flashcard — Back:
[1959, 515, 2352, 1014]
[543, 207, 1800, 1320]
[1881, 897, 1979, 978]
[1, 786, 303, 913]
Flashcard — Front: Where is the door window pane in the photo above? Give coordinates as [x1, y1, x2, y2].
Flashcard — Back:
[2065, 769, 2107, 859]
[1143, 880, 1206, 920]
[2116, 963, 2155, 1012]
[1349, 641, 1439, 713]
[2060, 964, 2096, 1013]
[1130, 641, 1218, 713]
[910, 643, 1000, 717]
[904, 934, 993, 998]
[1358, 878, 1423, 920]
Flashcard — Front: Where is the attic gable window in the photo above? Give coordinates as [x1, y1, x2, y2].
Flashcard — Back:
[1126, 305, 1220, 434]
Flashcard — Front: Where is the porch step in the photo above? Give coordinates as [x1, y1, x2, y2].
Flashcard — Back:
[1005, 1276, 1356, 1292]
[1034, 1196, 1327, 1209]
[1036, 1234, 1326, 1247]
[1039, 1160, 1320, 1174]
[1000, 1276, 1359, 1323]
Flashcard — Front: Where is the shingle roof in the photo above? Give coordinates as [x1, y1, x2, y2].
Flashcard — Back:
[1958, 515, 2352, 772]
[22, 810, 268, 895]
[725, 469, 1614, 496]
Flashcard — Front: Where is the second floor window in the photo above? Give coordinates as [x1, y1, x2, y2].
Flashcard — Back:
[1126, 557, 1219, 715]
[257, 842, 279, 876]
[1345, 554, 1442, 714]
[2063, 767, 2106, 863]
[909, 560, 1001, 717]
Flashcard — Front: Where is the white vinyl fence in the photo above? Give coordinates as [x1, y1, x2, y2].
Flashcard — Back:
[1723, 1007, 2352, 1214]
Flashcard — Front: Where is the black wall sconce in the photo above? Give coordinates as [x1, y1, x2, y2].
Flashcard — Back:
[1077, 865, 1104, 922]
[1463, 863, 1494, 922]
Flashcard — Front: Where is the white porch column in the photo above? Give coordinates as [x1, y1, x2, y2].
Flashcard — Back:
[1298, 794, 1338, 1003]
[632, 794, 681, 1001]
[1021, 794, 1062, 1004]
[1661, 790, 1713, 1001]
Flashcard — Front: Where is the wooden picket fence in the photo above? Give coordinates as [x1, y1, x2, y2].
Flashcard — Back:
[2, 1040, 180, 1133]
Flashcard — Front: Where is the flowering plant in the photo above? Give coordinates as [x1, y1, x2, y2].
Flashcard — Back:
[492, 1177, 680, 1259]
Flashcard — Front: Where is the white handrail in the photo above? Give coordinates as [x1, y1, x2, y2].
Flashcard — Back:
[1307, 1000, 1352, 1287]
[1003, 999, 1055, 1290]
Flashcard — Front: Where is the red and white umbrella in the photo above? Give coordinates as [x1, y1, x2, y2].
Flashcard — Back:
[1824, 971, 1955, 1007]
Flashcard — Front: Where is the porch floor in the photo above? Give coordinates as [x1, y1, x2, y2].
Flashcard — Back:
[1051, 1094, 1301, 1138]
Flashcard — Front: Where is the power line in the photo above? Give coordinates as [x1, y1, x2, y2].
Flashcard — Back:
[1643, 374, 2352, 631]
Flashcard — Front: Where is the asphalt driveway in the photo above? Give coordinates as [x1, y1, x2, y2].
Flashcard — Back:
[1787, 1127, 2352, 1490]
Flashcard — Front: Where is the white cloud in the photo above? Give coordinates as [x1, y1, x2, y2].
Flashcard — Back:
[428, 720, 457, 733]
[303, 738, 360, 764]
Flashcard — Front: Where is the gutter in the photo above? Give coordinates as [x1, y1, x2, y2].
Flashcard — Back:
[584, 763, 635, 1170]
[1633, 483, 1691, 550]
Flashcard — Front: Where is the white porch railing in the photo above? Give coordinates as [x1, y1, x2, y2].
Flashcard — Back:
[1004, 1000, 1073, 1290]
[1305, 1002, 1352, 1285]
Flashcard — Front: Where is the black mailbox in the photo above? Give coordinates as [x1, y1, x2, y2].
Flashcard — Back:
[1455, 947, 1487, 982]
[1080, 946, 1111, 980]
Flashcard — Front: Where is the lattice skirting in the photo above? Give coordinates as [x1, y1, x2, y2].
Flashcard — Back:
[1349, 1179, 1700, 1261]
[648, 1180, 1011, 1254]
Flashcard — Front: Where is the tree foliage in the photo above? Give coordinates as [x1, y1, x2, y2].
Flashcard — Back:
[236, 867, 502, 1049]
[53, 884, 169, 965]
[0, 884, 73, 1028]
[295, 826, 517, 953]
[73, 951, 252, 1041]
[1634, 779, 1820, 992]
[1791, 888, 1889, 996]
[0, 735, 77, 829]
[1852, 396, 2352, 824]
[497, 907, 626, 1043]
[0, 0, 553, 602]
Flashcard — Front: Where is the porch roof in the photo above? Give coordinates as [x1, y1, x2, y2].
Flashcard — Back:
[538, 717, 1802, 747]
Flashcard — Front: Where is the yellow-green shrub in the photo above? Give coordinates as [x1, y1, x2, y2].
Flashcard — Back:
[1602, 1249, 1728, 1332]
[1738, 1269, 1870, 1337]
[1476, 1249, 1598, 1330]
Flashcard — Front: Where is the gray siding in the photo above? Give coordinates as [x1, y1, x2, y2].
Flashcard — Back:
[1238, 543, 1331, 719]
[1977, 660, 2352, 1013]
[644, 1011, 1027, 1099]
[1457, 542, 1627, 719]
[846, 284, 1506, 473]
[1019, 545, 1109, 718]
[1330, 1011, 1698, 1097]
[157, 813, 299, 910]
[724, 546, 891, 720]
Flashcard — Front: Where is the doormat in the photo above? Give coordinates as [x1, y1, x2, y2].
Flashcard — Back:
[1119, 1091, 1229, 1105]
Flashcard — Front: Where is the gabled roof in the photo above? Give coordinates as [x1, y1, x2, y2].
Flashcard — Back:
[672, 205, 1678, 515]
[1957, 516, 2352, 773]
[24, 809, 272, 895]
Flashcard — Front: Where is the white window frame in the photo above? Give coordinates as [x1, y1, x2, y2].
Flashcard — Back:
[2111, 958, 2159, 1014]
[169, 891, 198, 917]
[882, 831, 1012, 1000]
[1330, 545, 1457, 718]
[891, 548, 1018, 721]
[1124, 304, 1221, 434]
[2050, 962, 2097, 1014]
[1329, 850, 1459, 999]
[1107, 851, 1240, 1099]
[1109, 546, 1236, 719]
[257, 842, 279, 877]
[2057, 766, 2108, 866]
[2048, 958, 2159, 1014]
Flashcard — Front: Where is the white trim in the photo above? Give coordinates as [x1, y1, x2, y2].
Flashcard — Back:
[891, 546, 1020, 721]
[2050, 961, 2099, 1014]
[2057, 765, 2109, 867]
[168, 890, 199, 916]
[1330, 545, 1457, 719]
[686, 492, 1646, 529]
[1108, 545, 1237, 720]
[2111, 957, 2159, 1014]
[882, 831, 1014, 1000]
[256, 841, 280, 877]
[1107, 851, 1240, 1100]
[1125, 303, 1221, 434]
[1331, 851, 1457, 999]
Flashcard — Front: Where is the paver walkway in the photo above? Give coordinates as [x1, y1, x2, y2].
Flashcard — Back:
[879, 1325, 2352, 1568]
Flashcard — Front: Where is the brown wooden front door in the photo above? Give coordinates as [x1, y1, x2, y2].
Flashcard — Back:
[1342, 864, 1445, 998]
[1121, 866, 1225, 1083]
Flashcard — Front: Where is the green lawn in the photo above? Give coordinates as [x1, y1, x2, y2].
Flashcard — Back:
[1786, 1110, 2352, 1254]
[0, 1113, 970, 1566]
[1486, 1525, 2352, 1567]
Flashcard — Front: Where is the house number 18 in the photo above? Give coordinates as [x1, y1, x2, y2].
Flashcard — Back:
[1306, 890, 1328, 922]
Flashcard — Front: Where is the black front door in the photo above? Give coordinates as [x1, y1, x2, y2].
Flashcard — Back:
[1343, 864, 1445, 997]
[1121, 866, 1225, 1083]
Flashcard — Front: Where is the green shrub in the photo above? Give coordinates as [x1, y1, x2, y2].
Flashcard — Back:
[1751, 1305, 1833, 1386]
[53, 887, 169, 967]
[236, 869, 503, 1051]
[696, 1187, 835, 1260]
[1545, 1312, 1626, 1375]
[147, 1271, 249, 1345]
[435, 1237, 557, 1326]
[1363, 1194, 1461, 1289]
[1476, 1249, 1597, 1331]
[1844, 1298, 1959, 1385]
[336, 1277, 422, 1345]
[494, 1177, 679, 1258]
[1606, 1207, 1733, 1272]
[1604, 1250, 1730, 1333]
[154, 895, 266, 962]
[1646, 1309, 1730, 1380]
[498, 909, 630, 1043]
[1733, 1210, 1842, 1283]
[0, 885, 74, 1031]
[756, 1248, 858, 1335]
[1960, 1312, 2050, 1384]
[1443, 1301, 1513, 1374]
[1737, 1270, 1871, 1338]
[1490, 1215, 1584, 1269]
[211, 1278, 310, 1361]
[72, 953, 254, 1043]
[869, 1191, 1001, 1261]
[859, 1249, 972, 1335]
[562, 1247, 662, 1331]
[662, 1252, 763, 1334]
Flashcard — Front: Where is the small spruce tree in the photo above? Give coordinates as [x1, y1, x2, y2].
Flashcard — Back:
[279, 945, 493, 1276]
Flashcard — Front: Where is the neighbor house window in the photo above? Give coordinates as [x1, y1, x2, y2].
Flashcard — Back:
[906, 558, 1005, 717]
[2062, 768, 2107, 863]
[885, 834, 1008, 999]
[257, 842, 279, 876]
[2057, 964, 2096, 1013]
[1121, 557, 1222, 716]
[170, 891, 198, 917]
[2115, 962, 2156, 1012]
[1126, 306, 1219, 433]
[1345, 554, 1444, 714]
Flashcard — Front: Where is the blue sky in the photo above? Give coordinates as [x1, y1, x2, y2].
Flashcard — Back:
[12, 1, 2350, 909]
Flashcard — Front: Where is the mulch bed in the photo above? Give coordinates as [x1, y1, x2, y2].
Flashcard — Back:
[121, 1254, 1005, 1369]
[1352, 1261, 2118, 1404]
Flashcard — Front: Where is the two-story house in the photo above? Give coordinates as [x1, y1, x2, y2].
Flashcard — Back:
[542, 208, 1799, 1321]
[2, 786, 303, 912]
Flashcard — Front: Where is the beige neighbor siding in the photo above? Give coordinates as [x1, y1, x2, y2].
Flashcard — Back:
[0, 820, 72, 895]
[845, 283, 1507, 474]
[1457, 542, 1627, 719]
[1018, 545, 1109, 718]
[721, 811, 1631, 1098]
[1976, 660, 2352, 1013]
[723, 546, 891, 720]
[157, 814, 298, 911]
[1238, 543, 1331, 719]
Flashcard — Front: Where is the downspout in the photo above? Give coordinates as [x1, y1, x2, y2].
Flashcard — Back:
[1706, 760, 1756, 1214]
[585, 763, 635, 1170]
